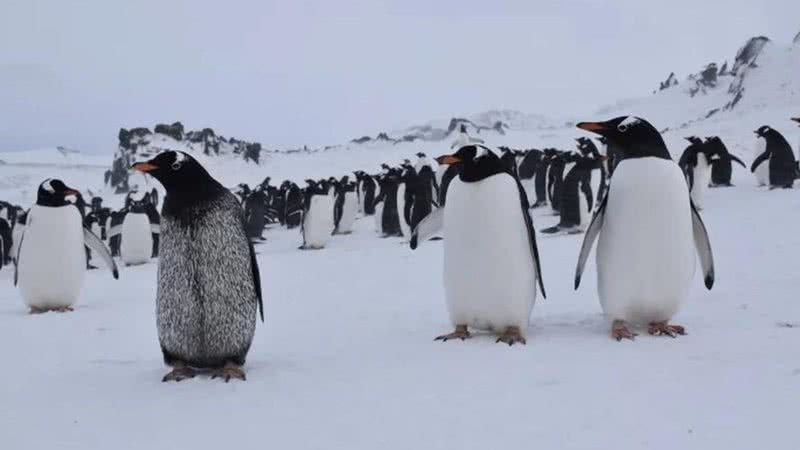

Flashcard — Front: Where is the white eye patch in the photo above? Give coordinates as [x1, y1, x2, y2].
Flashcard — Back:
[171, 151, 187, 170]
[42, 179, 55, 193]
[618, 116, 641, 132]
[476, 145, 492, 158]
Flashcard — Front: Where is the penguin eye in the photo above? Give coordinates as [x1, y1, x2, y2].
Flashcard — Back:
[617, 124, 629, 133]
[171, 161, 182, 171]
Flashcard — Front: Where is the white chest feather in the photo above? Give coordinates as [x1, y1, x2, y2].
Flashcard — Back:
[17, 205, 85, 308]
[753, 137, 769, 186]
[596, 158, 696, 323]
[443, 174, 536, 332]
[303, 195, 334, 248]
[121, 212, 152, 265]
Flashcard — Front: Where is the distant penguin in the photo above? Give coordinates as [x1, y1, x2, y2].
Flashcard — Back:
[751, 125, 797, 188]
[284, 183, 304, 229]
[108, 210, 124, 256]
[517, 149, 540, 202]
[15, 179, 118, 314]
[374, 169, 403, 237]
[574, 117, 714, 341]
[301, 180, 335, 249]
[355, 171, 377, 215]
[415, 152, 439, 208]
[577, 138, 608, 207]
[412, 145, 546, 345]
[499, 147, 519, 177]
[333, 177, 358, 234]
[547, 151, 567, 213]
[10, 210, 27, 265]
[133, 151, 263, 382]
[119, 193, 156, 266]
[243, 188, 268, 241]
[706, 136, 745, 187]
[531, 150, 552, 208]
[541, 154, 597, 235]
[678, 137, 712, 209]
[397, 165, 417, 237]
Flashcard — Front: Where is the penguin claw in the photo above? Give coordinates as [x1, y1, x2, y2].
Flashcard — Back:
[495, 327, 526, 346]
[211, 364, 247, 382]
[435, 326, 471, 342]
[611, 321, 637, 341]
[648, 322, 686, 338]
[162, 367, 196, 382]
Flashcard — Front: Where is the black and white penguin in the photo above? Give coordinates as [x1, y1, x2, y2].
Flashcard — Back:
[574, 117, 714, 341]
[397, 164, 417, 238]
[576, 138, 608, 208]
[10, 208, 27, 265]
[111, 192, 159, 266]
[706, 136, 745, 187]
[499, 147, 519, 177]
[243, 187, 268, 241]
[531, 150, 552, 208]
[547, 150, 567, 214]
[412, 145, 546, 345]
[133, 151, 263, 382]
[414, 152, 439, 208]
[333, 176, 358, 235]
[15, 179, 118, 314]
[751, 125, 797, 188]
[516, 149, 540, 203]
[354, 171, 377, 216]
[300, 180, 334, 249]
[678, 137, 713, 209]
[374, 168, 403, 237]
[541, 153, 598, 235]
[0, 203, 12, 265]
[284, 183, 304, 229]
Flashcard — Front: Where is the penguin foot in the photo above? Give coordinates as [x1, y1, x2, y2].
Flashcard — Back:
[647, 321, 686, 338]
[53, 306, 74, 313]
[435, 325, 471, 342]
[162, 364, 196, 382]
[496, 326, 526, 346]
[29, 306, 47, 315]
[611, 320, 637, 341]
[211, 362, 247, 382]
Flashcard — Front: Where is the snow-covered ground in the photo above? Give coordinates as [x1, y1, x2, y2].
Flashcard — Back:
[1, 160, 798, 449]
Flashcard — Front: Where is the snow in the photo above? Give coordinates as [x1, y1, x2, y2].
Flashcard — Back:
[1, 157, 799, 449]
[1, 33, 799, 450]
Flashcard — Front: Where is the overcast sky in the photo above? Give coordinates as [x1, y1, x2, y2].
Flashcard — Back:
[1, 0, 798, 153]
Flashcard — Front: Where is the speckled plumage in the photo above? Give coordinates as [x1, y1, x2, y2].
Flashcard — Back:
[157, 189, 260, 368]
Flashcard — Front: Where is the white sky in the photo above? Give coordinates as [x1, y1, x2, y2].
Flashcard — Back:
[1, 0, 798, 153]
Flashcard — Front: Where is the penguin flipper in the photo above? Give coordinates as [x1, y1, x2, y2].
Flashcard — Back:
[690, 203, 715, 290]
[574, 195, 608, 290]
[13, 232, 23, 286]
[248, 241, 264, 322]
[409, 208, 444, 250]
[511, 176, 546, 299]
[83, 227, 119, 279]
[729, 154, 746, 168]
[751, 151, 769, 172]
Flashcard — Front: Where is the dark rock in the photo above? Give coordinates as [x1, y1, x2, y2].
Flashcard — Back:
[658, 72, 679, 91]
[351, 136, 372, 144]
[153, 121, 184, 141]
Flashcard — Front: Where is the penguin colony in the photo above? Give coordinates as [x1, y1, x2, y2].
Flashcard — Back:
[1, 116, 797, 382]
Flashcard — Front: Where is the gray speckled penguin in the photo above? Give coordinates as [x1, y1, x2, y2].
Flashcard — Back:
[133, 151, 263, 382]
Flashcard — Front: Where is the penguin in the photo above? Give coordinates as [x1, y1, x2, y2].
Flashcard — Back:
[517, 149, 541, 205]
[414, 152, 439, 208]
[0, 204, 12, 265]
[706, 136, 745, 187]
[333, 176, 358, 235]
[284, 183, 304, 229]
[576, 138, 608, 208]
[108, 210, 124, 257]
[541, 153, 598, 235]
[119, 193, 157, 266]
[397, 164, 417, 238]
[751, 125, 797, 188]
[573, 117, 714, 341]
[355, 171, 377, 215]
[132, 151, 263, 382]
[499, 147, 519, 177]
[243, 187, 268, 241]
[547, 151, 567, 214]
[300, 180, 335, 249]
[531, 150, 552, 208]
[678, 137, 713, 209]
[374, 168, 403, 237]
[15, 179, 118, 314]
[412, 145, 546, 345]
[10, 209, 27, 265]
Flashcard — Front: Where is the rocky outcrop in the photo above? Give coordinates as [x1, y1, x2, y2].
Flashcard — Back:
[108, 122, 266, 193]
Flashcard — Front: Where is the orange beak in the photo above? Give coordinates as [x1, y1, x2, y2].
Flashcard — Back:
[435, 155, 462, 165]
[132, 162, 158, 172]
[576, 122, 609, 133]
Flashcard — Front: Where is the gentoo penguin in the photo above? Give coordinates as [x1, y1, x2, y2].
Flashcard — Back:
[574, 117, 714, 341]
[414, 152, 439, 208]
[397, 164, 417, 237]
[300, 180, 334, 249]
[333, 176, 358, 235]
[10, 209, 27, 265]
[354, 171, 377, 215]
[531, 150, 552, 208]
[284, 183, 304, 229]
[133, 151, 263, 382]
[706, 136, 745, 187]
[547, 151, 567, 214]
[374, 168, 403, 237]
[0, 206, 12, 266]
[751, 125, 797, 188]
[499, 147, 519, 177]
[119, 193, 157, 266]
[576, 138, 608, 208]
[412, 145, 546, 345]
[517, 149, 540, 203]
[678, 137, 713, 209]
[15, 179, 118, 314]
[243, 187, 268, 241]
[541, 154, 598, 235]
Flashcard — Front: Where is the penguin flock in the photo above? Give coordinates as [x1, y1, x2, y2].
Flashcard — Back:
[1, 115, 798, 382]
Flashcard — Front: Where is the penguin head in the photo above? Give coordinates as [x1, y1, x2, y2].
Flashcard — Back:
[132, 151, 218, 194]
[754, 126, 772, 138]
[577, 116, 670, 160]
[436, 145, 505, 183]
[37, 178, 79, 207]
